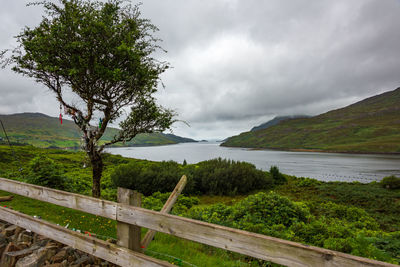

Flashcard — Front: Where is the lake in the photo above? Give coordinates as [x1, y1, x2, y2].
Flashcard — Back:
[107, 142, 400, 182]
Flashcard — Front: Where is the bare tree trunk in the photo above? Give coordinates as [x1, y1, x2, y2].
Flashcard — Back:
[90, 151, 103, 198]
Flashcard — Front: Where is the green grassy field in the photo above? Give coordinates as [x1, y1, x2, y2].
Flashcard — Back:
[222, 87, 400, 153]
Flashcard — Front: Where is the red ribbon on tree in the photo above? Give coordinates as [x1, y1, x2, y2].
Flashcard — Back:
[59, 104, 63, 124]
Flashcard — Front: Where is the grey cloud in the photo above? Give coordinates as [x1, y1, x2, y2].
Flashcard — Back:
[1, 0, 400, 140]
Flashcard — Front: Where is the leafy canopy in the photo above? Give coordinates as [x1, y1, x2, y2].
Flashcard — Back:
[9, 0, 174, 150]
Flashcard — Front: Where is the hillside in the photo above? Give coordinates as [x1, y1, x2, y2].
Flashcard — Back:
[222, 87, 400, 153]
[0, 113, 196, 148]
[250, 115, 310, 132]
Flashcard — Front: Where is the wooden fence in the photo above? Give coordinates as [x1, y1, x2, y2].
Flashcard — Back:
[0, 177, 398, 267]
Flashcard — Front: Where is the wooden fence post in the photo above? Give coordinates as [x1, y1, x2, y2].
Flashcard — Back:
[141, 175, 187, 250]
[117, 188, 142, 252]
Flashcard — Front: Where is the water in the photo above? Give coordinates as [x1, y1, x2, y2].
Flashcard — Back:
[107, 142, 400, 182]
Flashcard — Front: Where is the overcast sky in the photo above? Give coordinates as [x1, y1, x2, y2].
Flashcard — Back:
[1, 0, 400, 140]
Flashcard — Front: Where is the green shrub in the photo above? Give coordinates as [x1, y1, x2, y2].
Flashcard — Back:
[192, 158, 272, 195]
[143, 192, 199, 215]
[295, 177, 321, 187]
[188, 192, 310, 234]
[313, 202, 379, 230]
[111, 158, 271, 196]
[188, 203, 234, 226]
[381, 175, 400, 189]
[111, 161, 195, 196]
[27, 155, 69, 190]
[110, 161, 143, 189]
[270, 165, 287, 185]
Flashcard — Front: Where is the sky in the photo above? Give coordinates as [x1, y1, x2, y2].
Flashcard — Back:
[1, 0, 400, 140]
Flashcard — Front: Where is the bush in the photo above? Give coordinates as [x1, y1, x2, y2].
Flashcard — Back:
[111, 161, 194, 195]
[143, 192, 199, 215]
[295, 177, 321, 187]
[188, 192, 310, 234]
[192, 158, 272, 195]
[27, 155, 69, 190]
[270, 166, 287, 185]
[111, 158, 272, 196]
[381, 176, 400, 190]
[230, 192, 310, 231]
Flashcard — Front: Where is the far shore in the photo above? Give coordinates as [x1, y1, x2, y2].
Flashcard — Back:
[229, 146, 400, 155]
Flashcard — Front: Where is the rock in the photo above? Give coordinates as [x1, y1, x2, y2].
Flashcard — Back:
[100, 261, 110, 267]
[17, 231, 33, 245]
[13, 227, 24, 240]
[72, 254, 89, 266]
[0, 242, 19, 267]
[0, 221, 11, 232]
[2, 225, 17, 237]
[0, 234, 7, 255]
[1, 244, 41, 267]
[67, 255, 75, 263]
[44, 262, 67, 267]
[15, 246, 56, 267]
[51, 249, 67, 263]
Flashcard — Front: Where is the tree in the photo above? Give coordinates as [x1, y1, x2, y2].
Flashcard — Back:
[5, 0, 175, 197]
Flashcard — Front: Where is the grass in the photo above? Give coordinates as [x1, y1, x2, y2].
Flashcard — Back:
[275, 177, 400, 231]
[0, 144, 399, 265]
[0, 190, 264, 267]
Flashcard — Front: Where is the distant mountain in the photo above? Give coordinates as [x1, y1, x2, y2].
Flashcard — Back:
[222, 87, 400, 153]
[250, 115, 310, 132]
[0, 113, 196, 148]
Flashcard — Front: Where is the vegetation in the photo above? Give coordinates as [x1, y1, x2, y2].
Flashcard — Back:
[381, 175, 400, 190]
[111, 158, 273, 196]
[250, 115, 309, 132]
[269, 166, 286, 185]
[5, 0, 176, 197]
[27, 154, 70, 190]
[222, 87, 400, 153]
[0, 144, 399, 265]
[0, 113, 195, 149]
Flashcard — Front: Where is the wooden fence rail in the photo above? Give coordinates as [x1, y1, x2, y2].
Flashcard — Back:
[0, 177, 397, 267]
[0, 206, 173, 267]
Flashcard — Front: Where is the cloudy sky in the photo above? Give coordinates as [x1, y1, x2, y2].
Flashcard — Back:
[1, 0, 400, 140]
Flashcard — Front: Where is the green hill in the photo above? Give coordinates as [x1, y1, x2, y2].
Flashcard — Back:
[250, 115, 310, 132]
[222, 87, 400, 153]
[0, 113, 196, 148]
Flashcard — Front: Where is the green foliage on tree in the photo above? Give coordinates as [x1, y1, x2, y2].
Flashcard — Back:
[270, 165, 287, 185]
[381, 175, 400, 189]
[5, 0, 175, 197]
[27, 155, 69, 190]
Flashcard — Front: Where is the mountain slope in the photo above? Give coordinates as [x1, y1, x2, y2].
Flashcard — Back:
[222, 87, 400, 153]
[250, 115, 310, 132]
[0, 113, 196, 148]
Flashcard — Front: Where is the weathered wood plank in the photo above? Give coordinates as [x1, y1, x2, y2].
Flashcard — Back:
[0, 206, 173, 267]
[117, 188, 142, 252]
[0, 177, 116, 219]
[141, 175, 187, 250]
[118, 205, 398, 267]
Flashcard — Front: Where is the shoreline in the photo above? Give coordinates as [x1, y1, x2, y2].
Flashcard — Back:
[224, 145, 400, 155]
